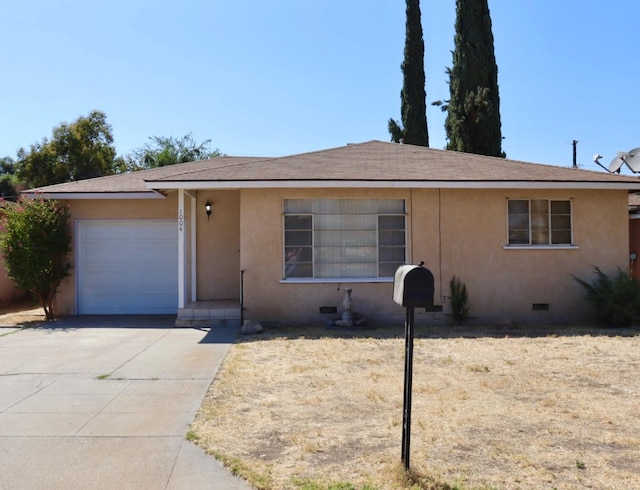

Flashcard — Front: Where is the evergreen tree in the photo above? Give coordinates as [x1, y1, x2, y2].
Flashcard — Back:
[442, 0, 503, 157]
[388, 0, 429, 146]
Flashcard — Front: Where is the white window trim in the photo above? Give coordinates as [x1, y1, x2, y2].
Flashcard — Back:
[503, 245, 580, 250]
[279, 278, 394, 284]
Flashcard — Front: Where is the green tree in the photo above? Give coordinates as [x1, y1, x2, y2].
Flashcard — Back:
[16, 110, 119, 188]
[388, 0, 429, 146]
[438, 0, 503, 157]
[0, 157, 19, 200]
[128, 133, 221, 170]
[0, 198, 71, 320]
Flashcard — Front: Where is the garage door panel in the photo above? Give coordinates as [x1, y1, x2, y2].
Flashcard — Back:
[78, 221, 179, 315]
[84, 245, 127, 263]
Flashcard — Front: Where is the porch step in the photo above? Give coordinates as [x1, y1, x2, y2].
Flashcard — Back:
[175, 300, 242, 328]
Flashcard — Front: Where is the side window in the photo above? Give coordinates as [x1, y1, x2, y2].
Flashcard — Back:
[284, 215, 313, 277]
[507, 200, 530, 245]
[507, 199, 572, 246]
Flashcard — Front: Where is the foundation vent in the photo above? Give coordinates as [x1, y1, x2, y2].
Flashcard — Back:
[532, 303, 550, 311]
[319, 306, 337, 314]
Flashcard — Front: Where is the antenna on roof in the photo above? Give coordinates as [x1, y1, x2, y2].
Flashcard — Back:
[592, 154, 608, 172]
[622, 148, 640, 172]
[595, 148, 640, 173]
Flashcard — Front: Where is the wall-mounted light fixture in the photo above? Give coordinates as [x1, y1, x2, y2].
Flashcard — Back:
[205, 200, 212, 221]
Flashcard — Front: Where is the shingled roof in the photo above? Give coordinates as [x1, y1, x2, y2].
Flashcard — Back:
[24, 156, 265, 196]
[25, 141, 640, 197]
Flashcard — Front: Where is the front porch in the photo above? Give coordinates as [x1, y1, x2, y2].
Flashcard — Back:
[176, 300, 242, 327]
[174, 189, 242, 327]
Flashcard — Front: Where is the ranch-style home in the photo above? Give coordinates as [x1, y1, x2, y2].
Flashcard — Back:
[25, 140, 640, 326]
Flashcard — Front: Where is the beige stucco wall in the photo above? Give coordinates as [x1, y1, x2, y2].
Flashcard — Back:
[55, 190, 241, 315]
[54, 186, 629, 325]
[239, 187, 629, 326]
[239, 188, 410, 325]
[196, 190, 240, 300]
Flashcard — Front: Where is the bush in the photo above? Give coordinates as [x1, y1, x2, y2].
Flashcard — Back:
[573, 266, 640, 327]
[0, 197, 71, 320]
[449, 275, 469, 324]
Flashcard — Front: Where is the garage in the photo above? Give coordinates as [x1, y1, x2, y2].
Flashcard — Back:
[77, 220, 179, 314]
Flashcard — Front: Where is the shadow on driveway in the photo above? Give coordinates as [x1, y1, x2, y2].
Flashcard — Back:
[30, 315, 241, 345]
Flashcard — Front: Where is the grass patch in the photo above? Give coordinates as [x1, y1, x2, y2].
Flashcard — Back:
[185, 430, 200, 442]
[212, 451, 274, 489]
[290, 477, 375, 489]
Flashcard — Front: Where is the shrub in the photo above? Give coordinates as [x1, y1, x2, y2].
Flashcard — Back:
[449, 275, 469, 324]
[573, 266, 640, 327]
[0, 197, 71, 320]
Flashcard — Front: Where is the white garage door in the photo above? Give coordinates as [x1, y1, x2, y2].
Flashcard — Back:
[77, 220, 178, 314]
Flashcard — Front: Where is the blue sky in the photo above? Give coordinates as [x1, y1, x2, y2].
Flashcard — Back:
[1, 1, 639, 173]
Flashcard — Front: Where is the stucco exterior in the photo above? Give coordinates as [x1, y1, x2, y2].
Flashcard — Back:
[55, 191, 242, 315]
[238, 187, 628, 326]
[49, 186, 629, 325]
[31, 141, 638, 325]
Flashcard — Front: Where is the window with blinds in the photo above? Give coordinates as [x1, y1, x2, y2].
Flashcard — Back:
[283, 199, 406, 279]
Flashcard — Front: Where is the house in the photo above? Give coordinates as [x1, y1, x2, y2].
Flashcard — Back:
[24, 140, 640, 325]
[629, 193, 640, 280]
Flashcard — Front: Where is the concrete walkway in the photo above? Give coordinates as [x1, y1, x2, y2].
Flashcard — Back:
[0, 317, 252, 490]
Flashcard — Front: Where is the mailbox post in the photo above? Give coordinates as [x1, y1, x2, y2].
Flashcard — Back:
[393, 263, 435, 470]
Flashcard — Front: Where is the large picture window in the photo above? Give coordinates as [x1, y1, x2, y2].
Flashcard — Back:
[507, 199, 572, 245]
[283, 199, 406, 279]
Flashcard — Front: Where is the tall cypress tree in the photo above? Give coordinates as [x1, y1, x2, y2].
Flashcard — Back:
[444, 0, 503, 157]
[388, 0, 429, 147]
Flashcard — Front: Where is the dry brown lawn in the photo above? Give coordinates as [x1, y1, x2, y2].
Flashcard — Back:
[192, 324, 640, 490]
[0, 301, 44, 328]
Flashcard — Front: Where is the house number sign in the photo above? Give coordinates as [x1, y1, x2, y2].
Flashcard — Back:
[178, 209, 184, 232]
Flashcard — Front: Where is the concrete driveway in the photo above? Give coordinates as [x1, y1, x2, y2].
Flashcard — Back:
[0, 317, 252, 490]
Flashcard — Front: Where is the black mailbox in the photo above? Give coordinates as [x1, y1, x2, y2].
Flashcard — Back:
[393, 264, 435, 308]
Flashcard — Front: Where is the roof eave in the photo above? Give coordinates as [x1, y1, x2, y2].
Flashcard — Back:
[21, 191, 167, 200]
[144, 180, 640, 191]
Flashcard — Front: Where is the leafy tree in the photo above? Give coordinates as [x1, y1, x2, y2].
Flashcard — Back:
[0, 156, 15, 175]
[388, 0, 429, 146]
[0, 157, 19, 200]
[0, 198, 71, 320]
[436, 0, 503, 157]
[16, 110, 119, 188]
[128, 133, 221, 170]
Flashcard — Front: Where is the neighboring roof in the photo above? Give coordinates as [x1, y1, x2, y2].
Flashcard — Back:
[24, 141, 640, 198]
